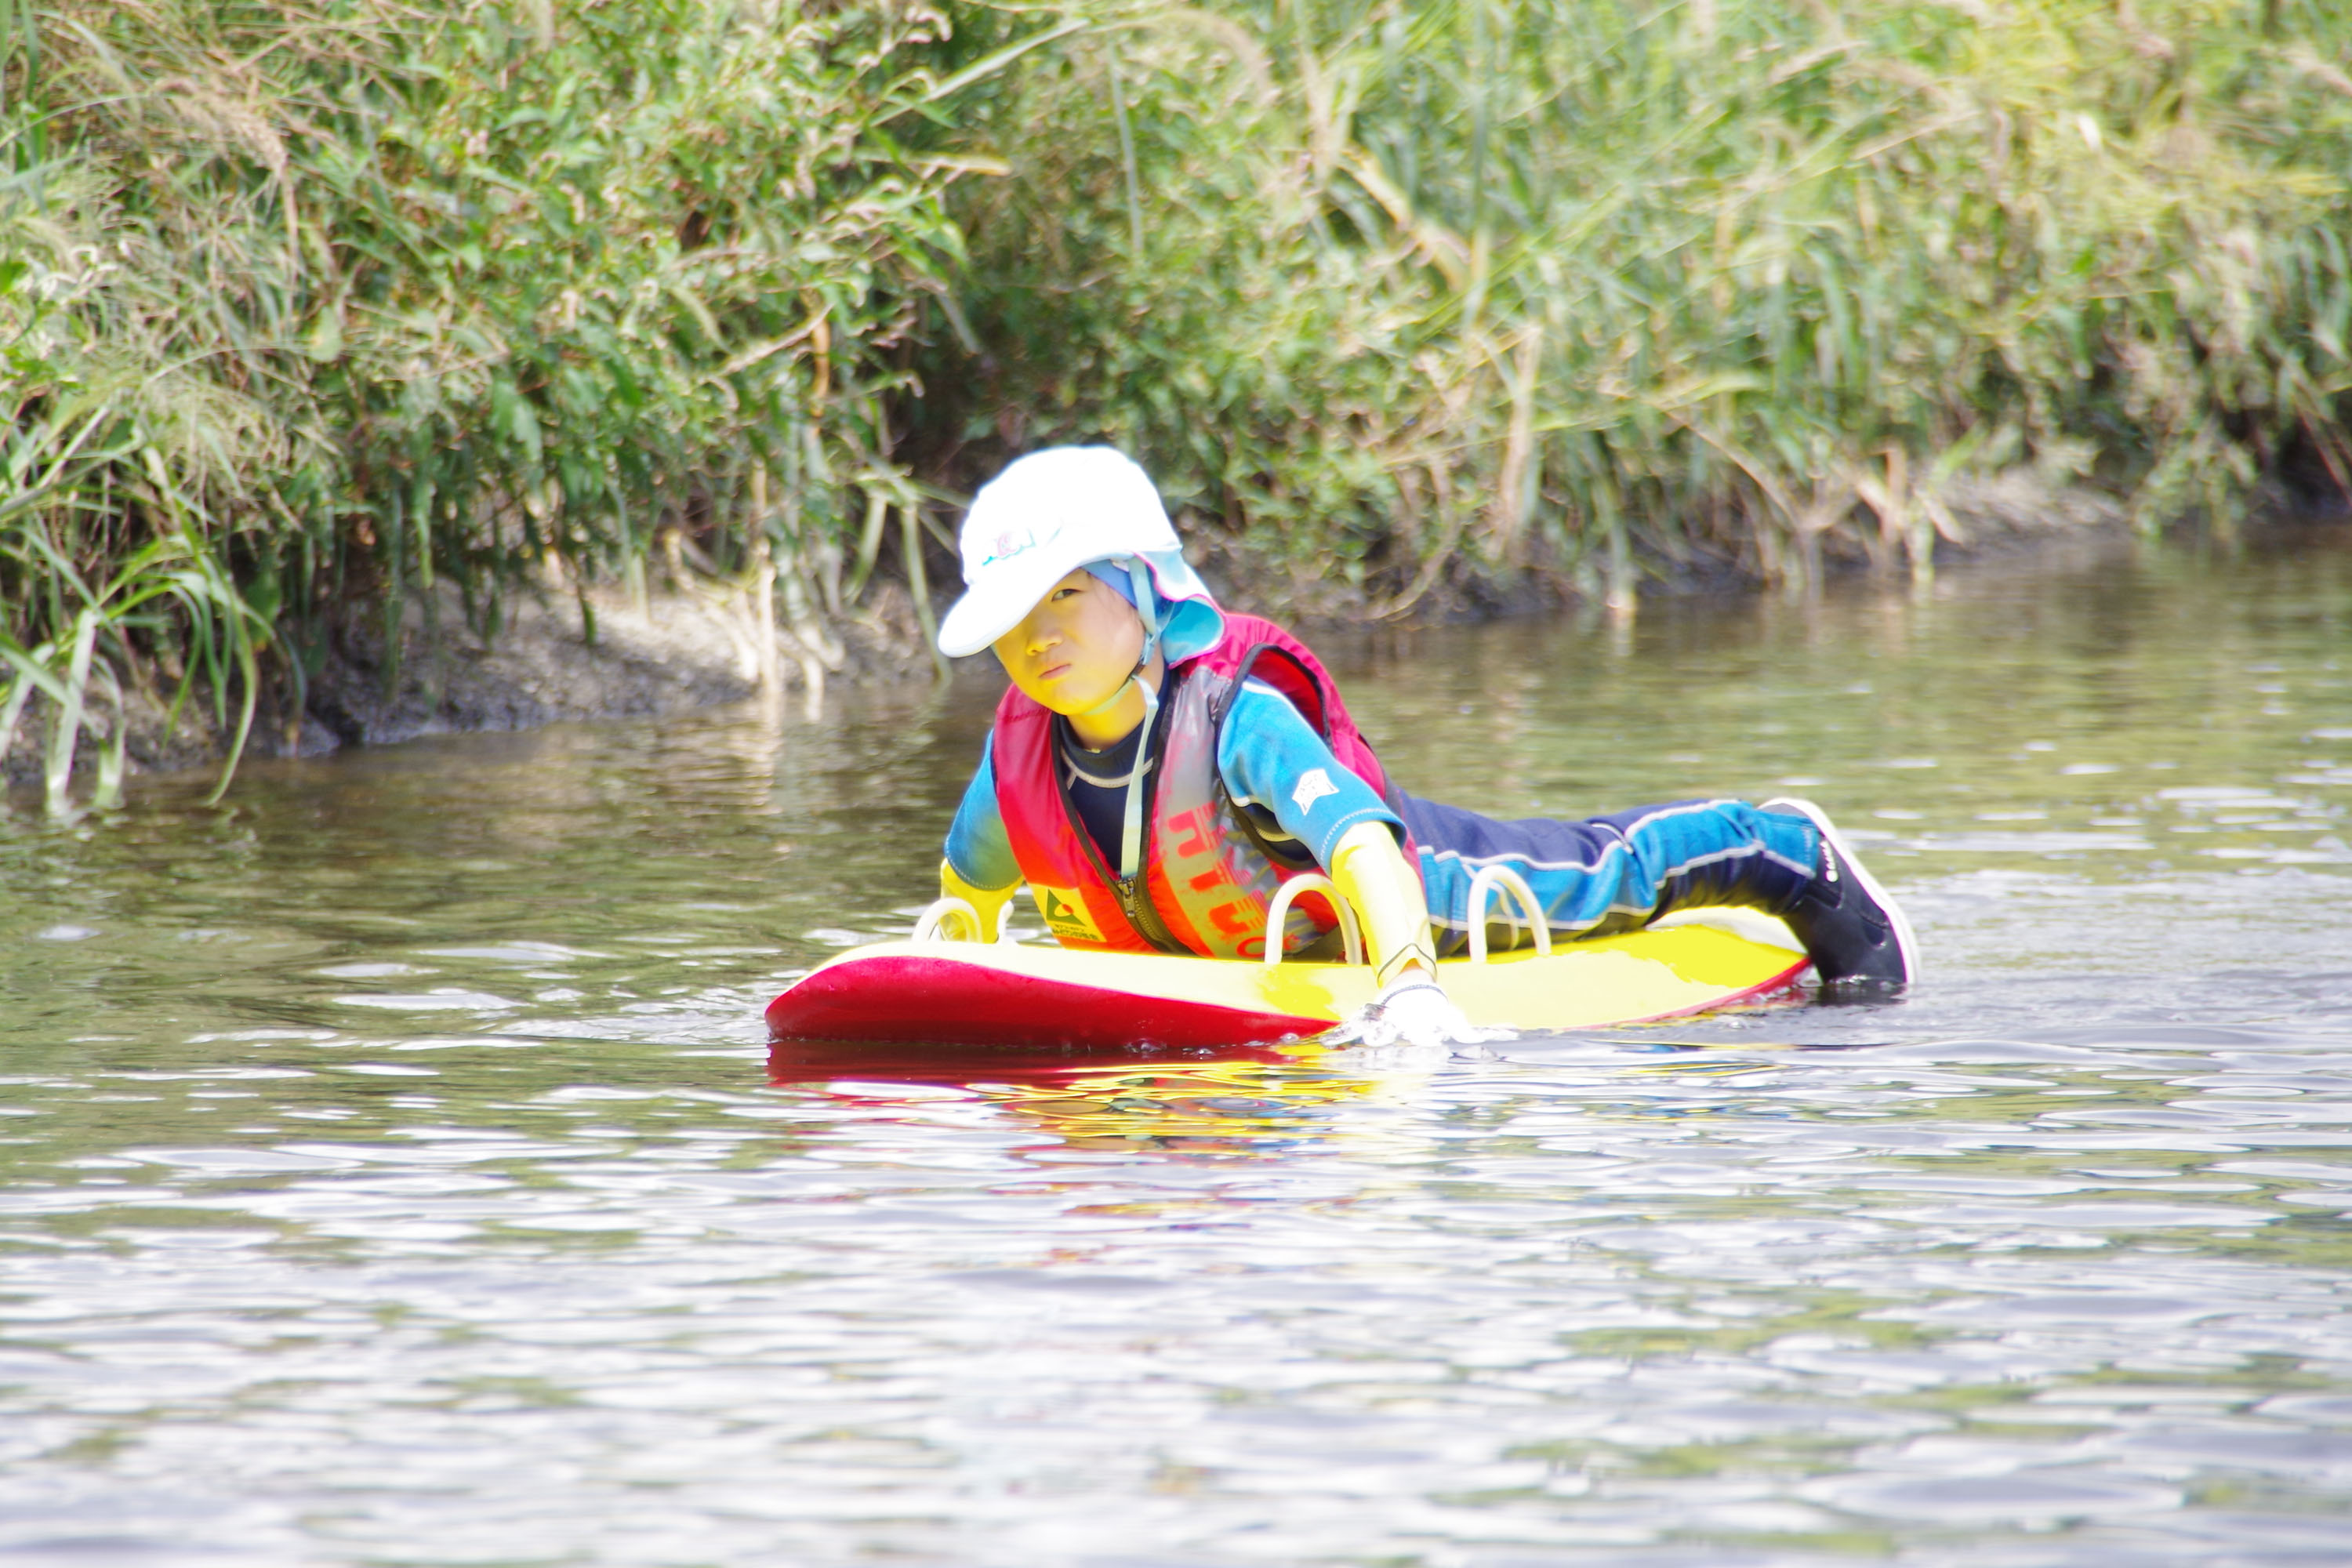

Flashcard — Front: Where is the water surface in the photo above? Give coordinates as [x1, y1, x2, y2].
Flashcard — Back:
[3, 527, 2350, 1565]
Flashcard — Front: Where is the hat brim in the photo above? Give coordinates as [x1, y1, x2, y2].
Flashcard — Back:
[936, 550, 1080, 659]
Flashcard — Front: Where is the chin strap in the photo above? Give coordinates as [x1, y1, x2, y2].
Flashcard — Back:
[1070, 557, 1163, 883]
[1113, 677, 1160, 880]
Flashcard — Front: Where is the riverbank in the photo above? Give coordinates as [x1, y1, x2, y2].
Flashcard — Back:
[0, 575, 939, 789]
[5, 467, 2200, 794]
[1220, 467, 2147, 624]
[12, 0, 2351, 816]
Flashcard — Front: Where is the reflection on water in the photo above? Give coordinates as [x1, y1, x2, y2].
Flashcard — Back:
[787, 1056, 1396, 1161]
[2, 526, 2350, 1564]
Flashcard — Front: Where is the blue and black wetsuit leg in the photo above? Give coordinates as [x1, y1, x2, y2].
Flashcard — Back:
[1396, 793, 1820, 955]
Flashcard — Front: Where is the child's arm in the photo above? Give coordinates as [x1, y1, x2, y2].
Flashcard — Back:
[1216, 682, 1405, 874]
[1220, 687, 1506, 1047]
[1215, 683, 1430, 973]
[942, 740, 1022, 935]
[1328, 818, 1503, 1047]
[1329, 820, 1436, 984]
[941, 857, 1016, 939]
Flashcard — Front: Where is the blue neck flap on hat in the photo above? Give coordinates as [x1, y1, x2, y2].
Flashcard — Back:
[1083, 559, 1221, 666]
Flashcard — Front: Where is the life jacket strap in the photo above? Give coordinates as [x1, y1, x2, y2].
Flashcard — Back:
[1069, 556, 1164, 882]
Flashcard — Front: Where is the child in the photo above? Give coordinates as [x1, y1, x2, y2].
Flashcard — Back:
[935, 447, 1917, 1047]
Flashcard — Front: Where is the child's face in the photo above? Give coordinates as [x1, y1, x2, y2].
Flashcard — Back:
[992, 568, 1146, 716]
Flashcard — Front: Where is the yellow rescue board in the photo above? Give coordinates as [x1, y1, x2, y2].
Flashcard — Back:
[765, 917, 1810, 1048]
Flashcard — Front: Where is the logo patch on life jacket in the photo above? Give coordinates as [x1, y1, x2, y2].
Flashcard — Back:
[1031, 885, 1104, 944]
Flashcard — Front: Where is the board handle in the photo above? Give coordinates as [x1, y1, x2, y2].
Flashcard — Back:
[911, 897, 982, 943]
[1261, 874, 1366, 967]
[911, 896, 1021, 944]
[1465, 866, 1552, 963]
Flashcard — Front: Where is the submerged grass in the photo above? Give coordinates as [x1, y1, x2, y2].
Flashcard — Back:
[4, 0, 2350, 806]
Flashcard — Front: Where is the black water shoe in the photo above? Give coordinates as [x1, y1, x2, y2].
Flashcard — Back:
[1760, 797, 1920, 991]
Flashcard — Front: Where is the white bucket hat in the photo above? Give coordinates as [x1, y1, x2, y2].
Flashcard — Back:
[937, 446, 1222, 662]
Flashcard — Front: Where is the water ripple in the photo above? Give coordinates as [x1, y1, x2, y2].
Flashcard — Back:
[3, 535, 2351, 1563]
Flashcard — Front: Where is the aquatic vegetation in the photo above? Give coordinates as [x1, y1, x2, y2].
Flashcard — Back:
[0, 450, 267, 815]
[2, 0, 1035, 803]
[4, 0, 2350, 805]
[937, 0, 2352, 604]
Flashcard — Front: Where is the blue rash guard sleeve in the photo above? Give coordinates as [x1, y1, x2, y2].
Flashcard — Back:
[1215, 681, 1403, 870]
[943, 739, 1022, 891]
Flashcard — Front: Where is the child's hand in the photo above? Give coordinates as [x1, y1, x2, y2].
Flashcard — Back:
[939, 858, 1017, 942]
[1327, 974, 1515, 1051]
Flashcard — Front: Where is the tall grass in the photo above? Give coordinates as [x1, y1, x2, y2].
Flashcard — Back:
[931, 0, 2352, 605]
[0, 401, 267, 812]
[3, 0, 1035, 806]
[5, 0, 2350, 808]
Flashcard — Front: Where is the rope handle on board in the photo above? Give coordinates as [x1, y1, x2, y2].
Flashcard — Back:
[1465, 865, 1552, 964]
[1259, 874, 1367, 967]
[911, 897, 1019, 945]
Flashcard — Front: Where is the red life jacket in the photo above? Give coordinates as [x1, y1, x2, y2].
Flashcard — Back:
[990, 612, 1399, 959]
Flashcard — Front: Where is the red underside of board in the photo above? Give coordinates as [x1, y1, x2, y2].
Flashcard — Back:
[764, 953, 1327, 1050]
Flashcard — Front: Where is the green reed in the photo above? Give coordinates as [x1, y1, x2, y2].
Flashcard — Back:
[933, 0, 2352, 603]
[3, 0, 1033, 805]
[5, 0, 2350, 810]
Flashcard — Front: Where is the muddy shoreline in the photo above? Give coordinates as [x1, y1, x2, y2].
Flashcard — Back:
[9, 477, 2332, 794]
